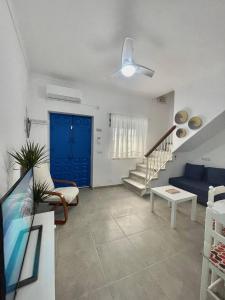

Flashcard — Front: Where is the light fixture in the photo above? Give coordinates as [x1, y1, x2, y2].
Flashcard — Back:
[121, 64, 136, 77]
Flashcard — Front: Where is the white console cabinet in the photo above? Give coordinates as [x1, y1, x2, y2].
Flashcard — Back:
[16, 211, 55, 300]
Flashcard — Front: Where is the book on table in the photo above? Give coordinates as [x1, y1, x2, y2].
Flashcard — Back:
[166, 188, 180, 194]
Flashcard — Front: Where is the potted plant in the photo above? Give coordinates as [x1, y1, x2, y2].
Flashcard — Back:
[9, 141, 48, 175]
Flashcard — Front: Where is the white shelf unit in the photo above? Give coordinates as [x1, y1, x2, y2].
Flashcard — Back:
[16, 211, 55, 300]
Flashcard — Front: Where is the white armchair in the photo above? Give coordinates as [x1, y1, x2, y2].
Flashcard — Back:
[34, 163, 79, 224]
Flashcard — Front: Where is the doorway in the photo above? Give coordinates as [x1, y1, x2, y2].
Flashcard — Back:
[50, 112, 92, 188]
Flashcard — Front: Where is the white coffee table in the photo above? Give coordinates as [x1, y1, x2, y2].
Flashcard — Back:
[150, 185, 197, 229]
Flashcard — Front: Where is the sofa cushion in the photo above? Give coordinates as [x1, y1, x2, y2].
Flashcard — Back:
[169, 176, 209, 205]
[169, 176, 209, 195]
[184, 163, 205, 181]
[206, 167, 225, 186]
[169, 176, 225, 206]
[215, 193, 225, 202]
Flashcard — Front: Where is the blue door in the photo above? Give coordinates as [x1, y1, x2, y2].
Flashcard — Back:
[50, 113, 92, 187]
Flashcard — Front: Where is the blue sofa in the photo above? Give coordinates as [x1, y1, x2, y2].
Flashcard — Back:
[169, 163, 225, 206]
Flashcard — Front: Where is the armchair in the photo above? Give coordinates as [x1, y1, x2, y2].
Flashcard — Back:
[34, 163, 79, 225]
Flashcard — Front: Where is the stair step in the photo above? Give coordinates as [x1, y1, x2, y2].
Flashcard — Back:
[130, 170, 158, 179]
[123, 178, 146, 190]
[145, 156, 172, 162]
[137, 163, 166, 171]
[122, 145, 173, 196]
[137, 163, 147, 169]
[130, 170, 146, 178]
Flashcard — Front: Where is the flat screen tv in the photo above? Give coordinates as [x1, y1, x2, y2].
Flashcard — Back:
[0, 169, 39, 300]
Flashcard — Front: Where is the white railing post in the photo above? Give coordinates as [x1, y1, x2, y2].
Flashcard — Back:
[145, 157, 149, 186]
[144, 126, 176, 190]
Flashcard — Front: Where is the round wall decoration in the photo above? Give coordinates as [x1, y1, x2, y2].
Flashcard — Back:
[176, 128, 187, 138]
[175, 111, 188, 124]
[188, 116, 203, 130]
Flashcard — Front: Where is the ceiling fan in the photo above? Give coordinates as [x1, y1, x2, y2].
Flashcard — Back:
[116, 37, 155, 78]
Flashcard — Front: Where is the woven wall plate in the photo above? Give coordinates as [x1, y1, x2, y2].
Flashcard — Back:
[176, 128, 187, 138]
[175, 111, 188, 124]
[188, 116, 202, 130]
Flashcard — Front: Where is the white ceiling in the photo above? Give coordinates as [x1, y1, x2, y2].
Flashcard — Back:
[11, 0, 225, 97]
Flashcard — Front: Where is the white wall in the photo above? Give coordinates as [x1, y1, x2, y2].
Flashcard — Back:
[187, 130, 225, 168]
[0, 0, 29, 196]
[151, 71, 225, 187]
[150, 91, 174, 148]
[153, 119, 225, 187]
[173, 67, 225, 150]
[28, 74, 174, 187]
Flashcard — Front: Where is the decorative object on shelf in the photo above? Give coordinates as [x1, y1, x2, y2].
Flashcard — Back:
[188, 116, 203, 130]
[25, 107, 31, 138]
[25, 117, 32, 138]
[175, 110, 189, 124]
[176, 128, 187, 138]
[9, 141, 48, 175]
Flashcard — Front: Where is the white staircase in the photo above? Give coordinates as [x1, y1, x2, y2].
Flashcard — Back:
[123, 126, 176, 196]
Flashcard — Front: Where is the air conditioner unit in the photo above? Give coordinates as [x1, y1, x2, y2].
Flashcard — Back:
[46, 84, 82, 103]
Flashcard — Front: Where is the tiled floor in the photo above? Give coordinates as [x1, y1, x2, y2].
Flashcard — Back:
[55, 186, 206, 300]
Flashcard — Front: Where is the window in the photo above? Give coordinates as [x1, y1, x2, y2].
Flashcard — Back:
[111, 114, 148, 159]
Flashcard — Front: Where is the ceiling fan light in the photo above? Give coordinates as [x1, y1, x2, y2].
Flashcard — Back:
[121, 64, 136, 77]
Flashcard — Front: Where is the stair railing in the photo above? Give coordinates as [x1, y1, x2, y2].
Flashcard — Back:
[144, 125, 176, 187]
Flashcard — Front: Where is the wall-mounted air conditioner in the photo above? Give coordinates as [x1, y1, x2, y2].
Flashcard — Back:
[46, 84, 82, 103]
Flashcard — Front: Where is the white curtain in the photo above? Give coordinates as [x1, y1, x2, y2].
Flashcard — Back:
[111, 114, 148, 159]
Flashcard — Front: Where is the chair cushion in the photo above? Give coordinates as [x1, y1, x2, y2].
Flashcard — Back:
[33, 164, 55, 190]
[210, 243, 225, 272]
[184, 163, 205, 180]
[47, 187, 79, 204]
[206, 167, 225, 186]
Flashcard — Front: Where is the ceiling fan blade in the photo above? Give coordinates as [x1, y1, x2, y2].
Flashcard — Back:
[136, 64, 155, 77]
[121, 37, 134, 65]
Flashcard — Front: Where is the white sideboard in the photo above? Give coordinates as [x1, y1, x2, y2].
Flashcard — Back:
[16, 211, 55, 300]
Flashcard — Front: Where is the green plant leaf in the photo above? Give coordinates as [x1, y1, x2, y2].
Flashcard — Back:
[33, 181, 51, 203]
[9, 141, 48, 171]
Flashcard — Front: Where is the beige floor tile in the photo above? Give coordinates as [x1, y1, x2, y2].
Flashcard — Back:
[115, 214, 150, 235]
[136, 208, 168, 229]
[97, 237, 145, 282]
[128, 228, 181, 267]
[55, 186, 205, 300]
[56, 248, 105, 299]
[109, 268, 169, 300]
[149, 250, 202, 300]
[56, 227, 95, 257]
[78, 286, 113, 300]
[91, 219, 125, 244]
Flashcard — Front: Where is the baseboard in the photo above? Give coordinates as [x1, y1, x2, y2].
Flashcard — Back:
[92, 183, 123, 189]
